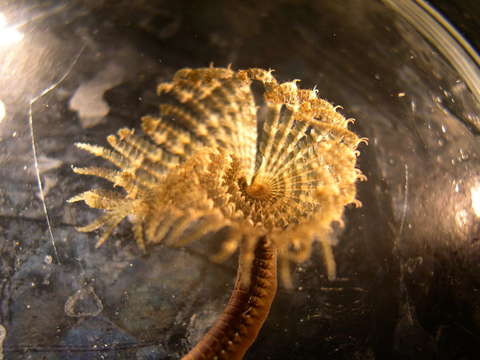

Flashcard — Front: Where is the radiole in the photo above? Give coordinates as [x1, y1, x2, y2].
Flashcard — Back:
[68, 66, 366, 359]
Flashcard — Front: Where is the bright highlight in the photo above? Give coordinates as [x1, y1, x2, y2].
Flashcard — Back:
[0, 13, 23, 46]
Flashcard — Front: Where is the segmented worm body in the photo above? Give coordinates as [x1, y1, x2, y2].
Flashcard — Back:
[68, 67, 364, 359]
[184, 237, 276, 360]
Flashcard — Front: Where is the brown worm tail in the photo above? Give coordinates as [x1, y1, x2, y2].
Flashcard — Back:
[182, 237, 277, 360]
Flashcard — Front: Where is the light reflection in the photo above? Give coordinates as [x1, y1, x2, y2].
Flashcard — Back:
[455, 209, 468, 228]
[0, 13, 23, 46]
[470, 185, 480, 217]
[0, 100, 5, 123]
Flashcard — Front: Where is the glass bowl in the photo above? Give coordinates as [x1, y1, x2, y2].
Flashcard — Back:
[0, 1, 478, 359]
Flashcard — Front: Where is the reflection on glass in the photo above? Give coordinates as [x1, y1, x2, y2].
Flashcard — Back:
[0, 100, 5, 123]
[470, 185, 480, 217]
[0, 13, 23, 47]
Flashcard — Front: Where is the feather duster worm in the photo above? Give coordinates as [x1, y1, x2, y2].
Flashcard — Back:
[68, 67, 365, 359]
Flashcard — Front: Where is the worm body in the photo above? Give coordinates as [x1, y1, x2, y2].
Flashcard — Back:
[183, 238, 276, 360]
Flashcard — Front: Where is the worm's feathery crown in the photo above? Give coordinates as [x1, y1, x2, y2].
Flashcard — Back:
[68, 67, 365, 287]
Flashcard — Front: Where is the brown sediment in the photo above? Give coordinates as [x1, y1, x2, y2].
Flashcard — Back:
[182, 237, 277, 360]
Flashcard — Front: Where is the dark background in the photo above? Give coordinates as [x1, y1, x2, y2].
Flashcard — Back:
[429, 0, 479, 52]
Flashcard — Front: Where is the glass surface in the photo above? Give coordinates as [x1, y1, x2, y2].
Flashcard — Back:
[0, 1, 479, 359]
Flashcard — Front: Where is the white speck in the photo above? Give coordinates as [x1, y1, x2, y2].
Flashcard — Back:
[398, 92, 406, 97]
[455, 183, 460, 193]
[471, 185, 480, 217]
[459, 148, 468, 161]
[455, 209, 468, 227]
[441, 125, 447, 133]
[12, 131, 16, 137]
[410, 100, 416, 113]
[0, 100, 5, 122]
[44, 255, 53, 264]
[374, 74, 381, 80]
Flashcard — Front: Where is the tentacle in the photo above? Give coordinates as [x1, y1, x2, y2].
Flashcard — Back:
[67, 189, 123, 210]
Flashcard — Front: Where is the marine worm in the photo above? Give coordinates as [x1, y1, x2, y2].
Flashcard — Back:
[68, 66, 364, 358]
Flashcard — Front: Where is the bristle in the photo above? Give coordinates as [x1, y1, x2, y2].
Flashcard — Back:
[66, 189, 122, 209]
[145, 212, 178, 244]
[94, 214, 124, 248]
[132, 221, 146, 252]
